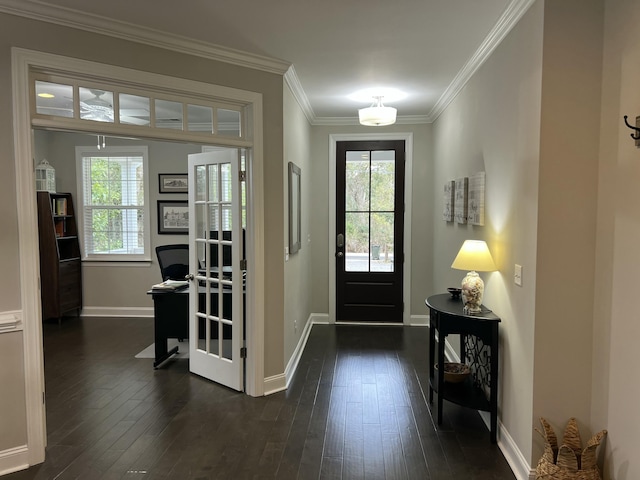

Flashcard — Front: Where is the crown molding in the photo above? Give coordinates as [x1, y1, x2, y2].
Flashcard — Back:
[0, 0, 291, 75]
[284, 66, 316, 123]
[428, 0, 536, 122]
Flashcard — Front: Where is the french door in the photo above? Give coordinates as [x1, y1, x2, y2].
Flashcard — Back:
[187, 149, 245, 391]
[336, 140, 405, 322]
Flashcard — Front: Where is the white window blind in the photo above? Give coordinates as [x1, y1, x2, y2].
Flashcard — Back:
[76, 146, 150, 261]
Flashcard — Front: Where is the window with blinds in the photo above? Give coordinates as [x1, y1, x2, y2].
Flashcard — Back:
[75, 146, 150, 261]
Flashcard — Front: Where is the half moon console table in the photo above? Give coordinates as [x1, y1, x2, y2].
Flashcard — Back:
[425, 293, 501, 443]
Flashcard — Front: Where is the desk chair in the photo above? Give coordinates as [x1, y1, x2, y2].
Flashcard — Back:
[155, 244, 189, 281]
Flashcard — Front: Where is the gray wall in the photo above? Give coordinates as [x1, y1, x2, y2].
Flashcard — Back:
[432, 0, 604, 469]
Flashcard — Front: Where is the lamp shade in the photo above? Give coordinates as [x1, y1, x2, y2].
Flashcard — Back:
[358, 96, 397, 126]
[451, 240, 496, 272]
[358, 105, 397, 126]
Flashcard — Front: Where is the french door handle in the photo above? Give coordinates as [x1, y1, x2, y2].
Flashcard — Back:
[337, 233, 344, 248]
[185, 273, 194, 281]
[336, 251, 343, 257]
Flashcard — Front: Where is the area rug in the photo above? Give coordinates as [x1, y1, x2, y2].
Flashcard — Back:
[135, 339, 189, 359]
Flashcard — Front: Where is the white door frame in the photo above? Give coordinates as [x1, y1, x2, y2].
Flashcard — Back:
[328, 133, 413, 325]
[11, 47, 266, 466]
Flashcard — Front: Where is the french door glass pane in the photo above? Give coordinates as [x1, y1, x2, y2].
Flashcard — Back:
[195, 165, 206, 202]
[208, 165, 219, 202]
[371, 152, 395, 211]
[371, 212, 394, 272]
[345, 212, 369, 272]
[345, 151, 370, 212]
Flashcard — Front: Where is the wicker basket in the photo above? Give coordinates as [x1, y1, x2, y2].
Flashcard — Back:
[535, 417, 607, 480]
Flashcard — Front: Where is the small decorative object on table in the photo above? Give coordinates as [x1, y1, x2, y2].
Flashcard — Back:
[447, 287, 462, 299]
[435, 362, 470, 383]
[535, 417, 607, 480]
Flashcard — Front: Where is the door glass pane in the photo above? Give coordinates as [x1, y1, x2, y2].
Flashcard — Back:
[345, 151, 370, 211]
[345, 212, 369, 272]
[371, 151, 395, 211]
[209, 318, 220, 356]
[79, 87, 114, 123]
[208, 164, 219, 202]
[195, 165, 206, 202]
[221, 163, 232, 203]
[188, 104, 213, 133]
[155, 99, 183, 130]
[217, 108, 241, 137]
[119, 93, 150, 126]
[222, 323, 232, 360]
[35, 81, 74, 118]
[371, 213, 394, 272]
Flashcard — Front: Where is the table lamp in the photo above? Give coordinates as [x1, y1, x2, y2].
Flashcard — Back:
[451, 240, 496, 313]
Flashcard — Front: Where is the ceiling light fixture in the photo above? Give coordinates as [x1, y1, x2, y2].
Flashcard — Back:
[358, 96, 397, 126]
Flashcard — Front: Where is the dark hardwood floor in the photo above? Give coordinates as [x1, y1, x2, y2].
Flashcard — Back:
[7, 317, 515, 479]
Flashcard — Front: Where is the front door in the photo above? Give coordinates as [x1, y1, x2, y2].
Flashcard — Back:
[336, 140, 405, 322]
[187, 149, 245, 391]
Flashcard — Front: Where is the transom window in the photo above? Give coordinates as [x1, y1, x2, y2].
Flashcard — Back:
[76, 146, 150, 261]
[33, 74, 244, 139]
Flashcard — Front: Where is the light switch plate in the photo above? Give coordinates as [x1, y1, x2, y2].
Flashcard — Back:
[514, 264, 523, 286]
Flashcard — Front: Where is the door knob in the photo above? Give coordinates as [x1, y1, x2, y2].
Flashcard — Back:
[336, 252, 343, 257]
[185, 273, 194, 281]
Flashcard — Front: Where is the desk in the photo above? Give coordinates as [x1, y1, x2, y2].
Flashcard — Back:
[148, 289, 189, 368]
[147, 287, 233, 368]
[425, 293, 501, 443]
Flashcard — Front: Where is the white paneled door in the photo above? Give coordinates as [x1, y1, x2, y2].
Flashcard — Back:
[187, 149, 245, 391]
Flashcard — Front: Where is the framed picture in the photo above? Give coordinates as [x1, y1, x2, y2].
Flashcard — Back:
[468, 172, 486, 226]
[158, 200, 189, 234]
[454, 177, 468, 224]
[443, 180, 454, 222]
[288, 162, 301, 254]
[158, 173, 188, 193]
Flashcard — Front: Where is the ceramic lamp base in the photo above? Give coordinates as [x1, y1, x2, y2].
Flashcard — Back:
[461, 271, 484, 314]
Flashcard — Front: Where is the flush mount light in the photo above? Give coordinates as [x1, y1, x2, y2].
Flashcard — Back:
[358, 96, 397, 126]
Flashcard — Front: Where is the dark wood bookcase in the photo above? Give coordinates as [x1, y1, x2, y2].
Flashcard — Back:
[36, 192, 82, 321]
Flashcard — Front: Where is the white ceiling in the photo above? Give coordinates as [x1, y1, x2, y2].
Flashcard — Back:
[1, 0, 534, 124]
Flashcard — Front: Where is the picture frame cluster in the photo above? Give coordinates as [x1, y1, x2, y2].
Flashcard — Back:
[443, 172, 485, 226]
[158, 173, 188, 234]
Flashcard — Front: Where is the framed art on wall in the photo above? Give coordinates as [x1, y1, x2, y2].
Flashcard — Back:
[454, 177, 468, 224]
[288, 162, 301, 254]
[158, 200, 188, 234]
[158, 173, 188, 193]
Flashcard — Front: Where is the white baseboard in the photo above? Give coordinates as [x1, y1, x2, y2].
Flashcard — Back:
[495, 418, 535, 480]
[410, 314, 429, 326]
[0, 445, 29, 476]
[80, 306, 153, 318]
[263, 313, 318, 395]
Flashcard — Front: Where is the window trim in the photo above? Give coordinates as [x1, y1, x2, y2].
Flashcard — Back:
[75, 145, 151, 262]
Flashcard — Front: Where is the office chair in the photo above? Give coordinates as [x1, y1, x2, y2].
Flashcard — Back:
[155, 244, 189, 281]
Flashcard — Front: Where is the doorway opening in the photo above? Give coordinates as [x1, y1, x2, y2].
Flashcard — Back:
[328, 133, 414, 325]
